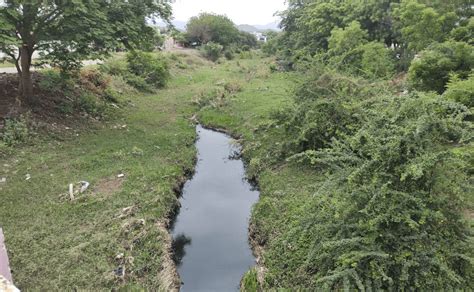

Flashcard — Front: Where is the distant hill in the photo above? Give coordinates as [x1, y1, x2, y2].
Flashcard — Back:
[158, 20, 281, 33]
[171, 20, 187, 31]
[254, 22, 281, 31]
[238, 22, 280, 33]
[237, 24, 260, 33]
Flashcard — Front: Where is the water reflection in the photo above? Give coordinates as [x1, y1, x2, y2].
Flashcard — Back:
[172, 233, 192, 267]
[171, 125, 259, 292]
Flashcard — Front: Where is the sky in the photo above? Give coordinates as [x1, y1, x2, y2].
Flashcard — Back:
[171, 0, 288, 25]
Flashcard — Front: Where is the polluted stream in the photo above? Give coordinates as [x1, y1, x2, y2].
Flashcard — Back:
[171, 125, 259, 291]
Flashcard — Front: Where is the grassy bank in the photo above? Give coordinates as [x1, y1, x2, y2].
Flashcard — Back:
[197, 56, 474, 289]
[0, 51, 212, 289]
[1, 50, 297, 290]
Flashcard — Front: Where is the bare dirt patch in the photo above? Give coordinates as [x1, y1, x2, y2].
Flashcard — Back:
[93, 176, 124, 197]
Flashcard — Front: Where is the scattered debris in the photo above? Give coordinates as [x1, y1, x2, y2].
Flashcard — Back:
[114, 266, 125, 278]
[62, 181, 91, 201]
[117, 206, 137, 219]
[117, 173, 125, 178]
[0, 178, 5, 183]
[115, 253, 124, 261]
[79, 181, 90, 193]
[121, 218, 146, 234]
[69, 183, 74, 200]
[25, 174, 31, 181]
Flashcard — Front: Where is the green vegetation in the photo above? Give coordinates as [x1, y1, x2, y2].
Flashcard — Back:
[0, 1, 171, 99]
[224, 0, 473, 290]
[1, 0, 472, 290]
[183, 13, 258, 61]
[201, 42, 224, 62]
[0, 51, 206, 289]
[408, 41, 473, 93]
[100, 51, 170, 92]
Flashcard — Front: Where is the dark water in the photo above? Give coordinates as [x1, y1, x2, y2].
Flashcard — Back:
[171, 125, 259, 292]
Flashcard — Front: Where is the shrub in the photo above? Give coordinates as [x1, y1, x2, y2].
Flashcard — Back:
[328, 21, 368, 57]
[450, 17, 474, 44]
[1, 115, 30, 146]
[79, 68, 110, 95]
[100, 57, 128, 76]
[126, 51, 170, 89]
[77, 93, 103, 115]
[408, 40, 474, 93]
[277, 92, 473, 290]
[443, 73, 474, 107]
[224, 50, 234, 60]
[38, 69, 73, 93]
[360, 42, 396, 79]
[201, 42, 223, 62]
[276, 69, 382, 155]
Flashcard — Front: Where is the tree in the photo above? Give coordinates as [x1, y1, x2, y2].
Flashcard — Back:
[392, 0, 457, 52]
[0, 0, 172, 102]
[185, 13, 239, 47]
[408, 40, 474, 93]
[328, 21, 368, 56]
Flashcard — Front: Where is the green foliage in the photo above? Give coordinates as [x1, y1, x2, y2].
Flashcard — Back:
[451, 17, 474, 44]
[126, 51, 170, 89]
[300, 93, 471, 290]
[275, 72, 473, 288]
[328, 21, 368, 57]
[100, 53, 166, 92]
[261, 31, 281, 56]
[185, 13, 257, 50]
[444, 73, 474, 107]
[37, 67, 121, 116]
[1, 115, 30, 146]
[408, 40, 474, 93]
[224, 50, 234, 60]
[185, 13, 240, 47]
[99, 56, 128, 76]
[393, 0, 457, 52]
[237, 31, 258, 49]
[325, 22, 395, 79]
[241, 268, 259, 292]
[201, 42, 224, 62]
[38, 69, 74, 93]
[275, 69, 379, 154]
[0, 0, 172, 77]
[360, 42, 396, 79]
[274, 0, 469, 78]
[122, 73, 153, 92]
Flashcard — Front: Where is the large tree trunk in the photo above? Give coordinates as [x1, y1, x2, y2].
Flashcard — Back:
[19, 45, 34, 101]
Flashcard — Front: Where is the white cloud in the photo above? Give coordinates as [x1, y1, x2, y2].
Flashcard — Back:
[171, 0, 287, 25]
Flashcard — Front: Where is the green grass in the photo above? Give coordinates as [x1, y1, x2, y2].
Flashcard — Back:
[0, 61, 15, 68]
[0, 50, 301, 290]
[0, 51, 223, 290]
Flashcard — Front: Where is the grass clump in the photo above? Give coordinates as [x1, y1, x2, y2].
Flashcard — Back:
[201, 42, 224, 62]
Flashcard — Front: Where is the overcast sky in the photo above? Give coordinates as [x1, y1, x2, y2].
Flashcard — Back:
[171, 0, 288, 25]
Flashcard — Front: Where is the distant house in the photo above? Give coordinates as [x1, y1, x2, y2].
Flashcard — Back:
[252, 32, 267, 43]
[236, 25, 270, 43]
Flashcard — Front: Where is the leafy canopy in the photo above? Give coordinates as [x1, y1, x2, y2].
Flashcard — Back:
[0, 0, 172, 72]
[185, 13, 240, 47]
